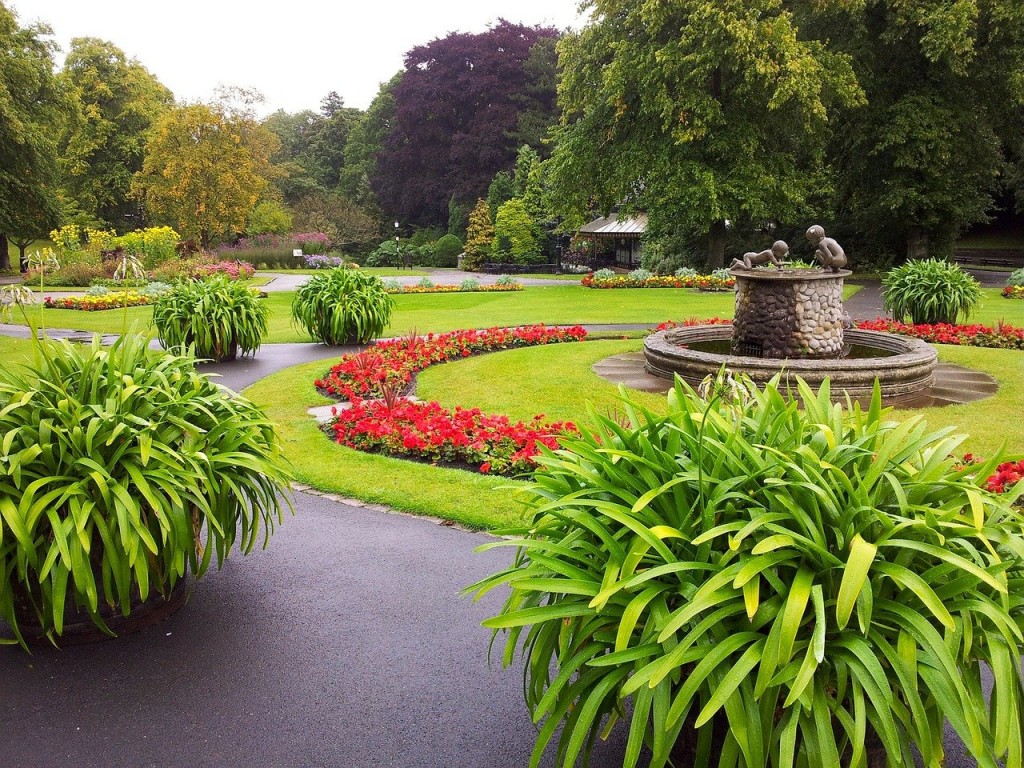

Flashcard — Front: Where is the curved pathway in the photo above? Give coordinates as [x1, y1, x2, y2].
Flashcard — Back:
[0, 278, 1007, 767]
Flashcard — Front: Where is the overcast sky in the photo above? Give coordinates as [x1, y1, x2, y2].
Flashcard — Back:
[14, 0, 590, 115]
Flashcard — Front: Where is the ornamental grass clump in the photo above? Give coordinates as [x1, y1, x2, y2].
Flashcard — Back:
[469, 375, 1024, 768]
[0, 334, 291, 646]
[153, 275, 269, 361]
[883, 259, 982, 324]
[291, 267, 394, 345]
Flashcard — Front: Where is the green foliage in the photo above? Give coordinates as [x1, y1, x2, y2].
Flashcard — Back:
[0, 4, 69, 270]
[115, 226, 180, 269]
[493, 198, 541, 264]
[883, 259, 983, 324]
[248, 200, 293, 235]
[431, 233, 464, 267]
[548, 0, 863, 267]
[448, 195, 469, 240]
[59, 37, 172, 232]
[487, 171, 515, 220]
[365, 239, 401, 267]
[153, 276, 269, 361]
[290, 267, 394, 345]
[1008, 268, 1024, 288]
[463, 199, 495, 271]
[470, 376, 1024, 768]
[0, 333, 291, 645]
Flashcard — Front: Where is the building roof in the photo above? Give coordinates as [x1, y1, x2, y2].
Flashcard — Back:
[578, 212, 647, 238]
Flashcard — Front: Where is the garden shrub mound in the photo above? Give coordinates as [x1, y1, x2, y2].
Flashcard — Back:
[0, 334, 291, 646]
[291, 267, 394, 345]
[153, 275, 270, 362]
[470, 375, 1024, 768]
[315, 325, 588, 401]
[883, 259, 982, 324]
[326, 398, 577, 475]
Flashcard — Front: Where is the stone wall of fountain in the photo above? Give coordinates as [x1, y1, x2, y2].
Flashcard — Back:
[732, 269, 849, 358]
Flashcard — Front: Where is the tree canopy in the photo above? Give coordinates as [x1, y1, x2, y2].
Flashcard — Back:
[59, 37, 173, 232]
[547, 0, 863, 267]
[134, 102, 279, 247]
[372, 21, 560, 227]
[798, 0, 1024, 258]
[0, 2, 67, 269]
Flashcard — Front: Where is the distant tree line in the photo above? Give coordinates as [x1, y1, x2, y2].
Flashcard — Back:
[2, 1, 1021, 271]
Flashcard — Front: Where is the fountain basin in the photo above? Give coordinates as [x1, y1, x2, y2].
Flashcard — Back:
[644, 326, 938, 405]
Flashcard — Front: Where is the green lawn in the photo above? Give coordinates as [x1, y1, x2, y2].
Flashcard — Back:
[246, 337, 1024, 530]
[972, 288, 1024, 326]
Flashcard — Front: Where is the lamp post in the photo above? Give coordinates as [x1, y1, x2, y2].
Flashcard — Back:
[394, 221, 401, 270]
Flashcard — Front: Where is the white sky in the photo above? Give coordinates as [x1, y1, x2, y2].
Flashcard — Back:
[14, 0, 590, 115]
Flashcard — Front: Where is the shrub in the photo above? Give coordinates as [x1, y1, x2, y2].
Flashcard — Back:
[366, 239, 401, 267]
[470, 376, 1024, 768]
[674, 267, 698, 278]
[1008, 268, 1024, 287]
[492, 198, 541, 264]
[495, 275, 519, 287]
[247, 200, 293, 235]
[431, 233, 464, 267]
[417, 277, 435, 288]
[883, 259, 982, 324]
[291, 268, 394, 345]
[192, 260, 256, 280]
[592, 268, 616, 281]
[153, 276, 270, 361]
[628, 267, 653, 282]
[0, 334, 290, 645]
[27, 261, 110, 287]
[460, 278, 480, 291]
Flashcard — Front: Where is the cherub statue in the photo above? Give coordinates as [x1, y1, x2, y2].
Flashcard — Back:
[806, 225, 847, 272]
[730, 240, 788, 270]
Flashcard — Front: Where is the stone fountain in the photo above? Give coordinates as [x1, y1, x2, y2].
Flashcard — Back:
[641, 226, 941, 405]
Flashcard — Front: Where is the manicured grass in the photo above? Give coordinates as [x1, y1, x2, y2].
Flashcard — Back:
[250, 337, 1023, 530]
[241, 358, 530, 530]
[972, 287, 1024, 325]
[0, 336, 36, 364]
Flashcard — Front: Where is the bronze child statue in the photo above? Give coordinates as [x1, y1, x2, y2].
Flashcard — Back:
[806, 225, 847, 272]
[730, 240, 789, 270]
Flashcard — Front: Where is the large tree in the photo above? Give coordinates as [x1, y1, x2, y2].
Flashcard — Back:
[59, 38, 173, 232]
[372, 21, 560, 227]
[338, 72, 401, 212]
[547, 0, 862, 268]
[798, 0, 1024, 259]
[135, 102, 279, 247]
[0, 2, 67, 271]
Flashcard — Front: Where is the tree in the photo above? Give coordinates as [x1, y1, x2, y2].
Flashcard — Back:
[339, 73, 400, 211]
[462, 198, 494, 271]
[372, 22, 560, 227]
[508, 35, 560, 155]
[0, 2, 67, 271]
[262, 108, 324, 203]
[548, 0, 862, 268]
[798, 0, 1024, 259]
[135, 102, 279, 248]
[290, 191, 379, 250]
[487, 171, 515, 219]
[493, 198, 540, 263]
[248, 200, 292, 235]
[59, 38, 173, 232]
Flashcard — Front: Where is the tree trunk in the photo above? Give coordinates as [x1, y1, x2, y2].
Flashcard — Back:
[708, 219, 727, 270]
[17, 242, 29, 273]
[0, 233, 9, 272]
[906, 226, 928, 260]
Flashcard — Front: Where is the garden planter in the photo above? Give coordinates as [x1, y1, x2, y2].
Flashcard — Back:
[12, 575, 190, 646]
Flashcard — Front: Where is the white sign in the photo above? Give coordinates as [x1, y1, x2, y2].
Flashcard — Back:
[293, 249, 303, 257]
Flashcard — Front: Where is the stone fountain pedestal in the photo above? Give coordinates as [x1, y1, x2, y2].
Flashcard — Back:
[732, 268, 851, 359]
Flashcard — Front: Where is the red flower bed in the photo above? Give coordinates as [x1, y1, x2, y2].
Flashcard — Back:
[987, 460, 1024, 494]
[327, 398, 577, 475]
[1004, 286, 1024, 300]
[854, 318, 1024, 350]
[192, 260, 255, 280]
[315, 325, 588, 402]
